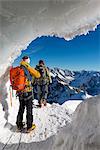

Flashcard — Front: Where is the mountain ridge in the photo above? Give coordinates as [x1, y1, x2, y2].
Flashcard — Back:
[46, 68, 100, 104]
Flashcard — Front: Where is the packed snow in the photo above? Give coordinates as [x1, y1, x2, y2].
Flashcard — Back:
[0, 99, 71, 144]
[62, 100, 82, 114]
[0, 80, 82, 149]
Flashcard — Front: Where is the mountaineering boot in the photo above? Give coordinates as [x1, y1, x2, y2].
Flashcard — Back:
[27, 124, 36, 133]
[38, 99, 43, 107]
[16, 122, 26, 132]
[42, 99, 47, 106]
[16, 127, 23, 132]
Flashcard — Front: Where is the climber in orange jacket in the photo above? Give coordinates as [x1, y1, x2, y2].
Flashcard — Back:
[16, 56, 40, 133]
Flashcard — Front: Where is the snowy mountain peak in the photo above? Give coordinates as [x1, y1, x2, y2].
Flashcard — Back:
[47, 68, 100, 104]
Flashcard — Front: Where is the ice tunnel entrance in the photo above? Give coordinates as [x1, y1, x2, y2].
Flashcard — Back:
[0, 24, 100, 112]
[0, 0, 100, 149]
[0, 32, 100, 149]
[11, 29, 99, 105]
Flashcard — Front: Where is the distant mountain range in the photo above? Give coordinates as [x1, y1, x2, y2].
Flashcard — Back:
[47, 68, 100, 104]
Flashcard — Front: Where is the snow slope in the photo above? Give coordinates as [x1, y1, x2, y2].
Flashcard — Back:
[0, 80, 82, 149]
[0, 100, 71, 144]
[62, 100, 82, 114]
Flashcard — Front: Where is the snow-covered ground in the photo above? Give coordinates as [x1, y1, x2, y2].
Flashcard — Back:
[0, 80, 83, 149]
[62, 100, 82, 114]
[0, 100, 71, 144]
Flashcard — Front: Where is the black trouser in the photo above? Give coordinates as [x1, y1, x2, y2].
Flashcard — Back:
[34, 83, 49, 102]
[38, 84, 49, 100]
[16, 91, 33, 130]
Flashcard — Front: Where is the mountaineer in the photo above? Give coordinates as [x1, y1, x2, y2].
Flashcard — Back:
[10, 56, 40, 133]
[34, 60, 52, 107]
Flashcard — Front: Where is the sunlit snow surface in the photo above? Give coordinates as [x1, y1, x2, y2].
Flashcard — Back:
[0, 99, 71, 144]
[0, 81, 81, 146]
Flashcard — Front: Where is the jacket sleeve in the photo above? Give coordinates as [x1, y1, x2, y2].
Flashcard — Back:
[28, 67, 41, 78]
[20, 61, 41, 78]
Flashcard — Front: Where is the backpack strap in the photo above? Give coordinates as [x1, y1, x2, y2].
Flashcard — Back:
[36, 65, 48, 78]
[44, 67, 52, 83]
[21, 65, 32, 82]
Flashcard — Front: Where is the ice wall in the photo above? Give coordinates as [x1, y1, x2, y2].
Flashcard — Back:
[52, 95, 100, 150]
[0, 0, 100, 76]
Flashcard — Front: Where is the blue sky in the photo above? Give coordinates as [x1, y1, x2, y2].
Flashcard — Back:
[13, 25, 100, 71]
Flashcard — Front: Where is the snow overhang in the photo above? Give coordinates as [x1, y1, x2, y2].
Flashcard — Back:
[0, 0, 100, 76]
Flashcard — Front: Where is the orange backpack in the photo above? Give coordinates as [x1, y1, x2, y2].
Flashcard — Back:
[10, 66, 26, 92]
